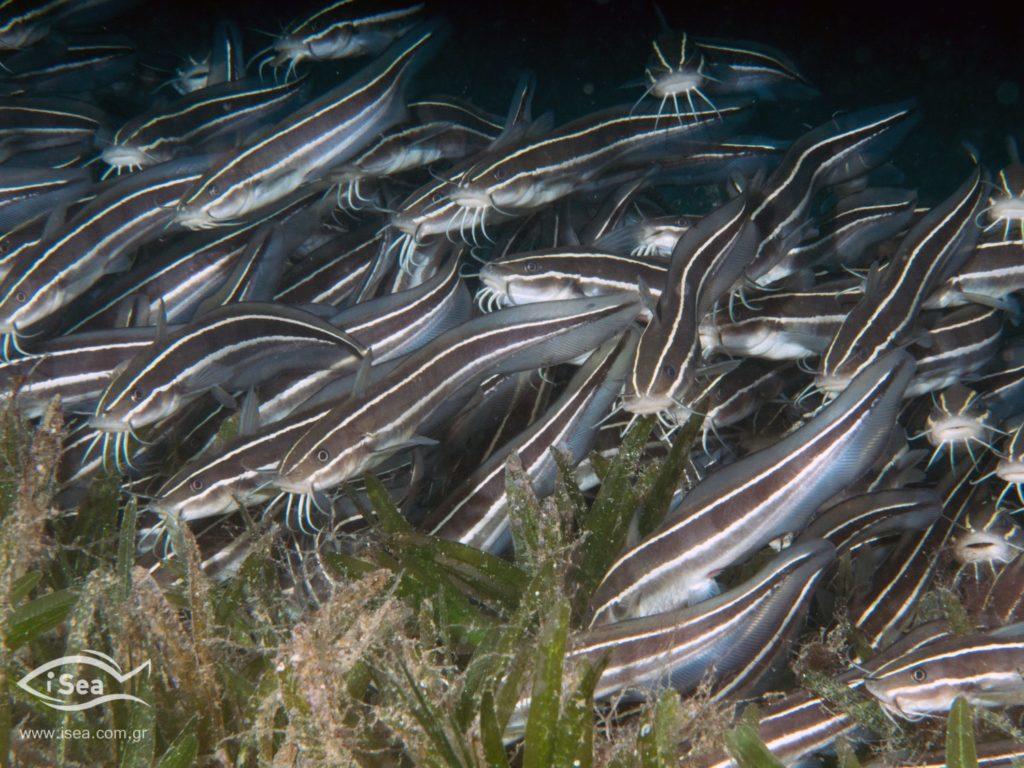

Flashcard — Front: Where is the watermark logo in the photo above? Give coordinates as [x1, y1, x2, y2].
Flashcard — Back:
[16, 650, 150, 712]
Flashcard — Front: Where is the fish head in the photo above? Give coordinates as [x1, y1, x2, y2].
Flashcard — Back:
[307, 26, 358, 60]
[0, 268, 64, 336]
[177, 176, 255, 230]
[390, 178, 459, 240]
[173, 59, 209, 94]
[864, 655, 986, 721]
[276, 410, 368, 500]
[479, 257, 583, 307]
[954, 504, 1024, 568]
[91, 362, 182, 433]
[0, 23, 45, 52]
[150, 459, 249, 522]
[863, 670, 936, 720]
[621, 313, 698, 415]
[101, 144, 160, 172]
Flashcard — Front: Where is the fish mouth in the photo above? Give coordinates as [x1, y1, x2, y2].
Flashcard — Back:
[928, 417, 986, 444]
[814, 373, 851, 394]
[478, 267, 509, 296]
[87, 415, 131, 432]
[448, 185, 492, 209]
[996, 461, 1024, 483]
[101, 145, 152, 170]
[955, 531, 1016, 564]
[175, 206, 219, 231]
[621, 393, 676, 415]
[272, 472, 312, 497]
[652, 70, 704, 98]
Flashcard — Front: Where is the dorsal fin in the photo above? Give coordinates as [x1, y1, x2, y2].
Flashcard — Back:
[41, 203, 69, 242]
[154, 299, 168, 342]
[637, 275, 659, 320]
[349, 349, 375, 401]
[238, 388, 260, 436]
[488, 72, 537, 152]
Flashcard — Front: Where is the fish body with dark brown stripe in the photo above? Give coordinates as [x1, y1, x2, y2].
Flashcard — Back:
[865, 623, 1024, 718]
[176, 23, 442, 230]
[589, 348, 913, 626]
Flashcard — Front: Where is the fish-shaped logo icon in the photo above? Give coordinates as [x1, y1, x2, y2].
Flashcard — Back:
[16, 649, 150, 711]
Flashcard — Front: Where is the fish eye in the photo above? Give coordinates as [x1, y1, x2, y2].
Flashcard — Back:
[13, 290, 26, 303]
[129, 388, 144, 402]
[525, 261, 539, 273]
[316, 448, 330, 463]
[912, 668, 927, 682]
[189, 478, 204, 491]
[663, 363, 678, 378]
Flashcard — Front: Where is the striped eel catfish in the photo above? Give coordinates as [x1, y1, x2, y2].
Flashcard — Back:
[924, 238, 1024, 311]
[993, 420, 1024, 506]
[796, 488, 942, 558]
[692, 37, 815, 97]
[952, 502, 1024, 610]
[0, 97, 105, 156]
[695, 621, 954, 768]
[595, 214, 699, 259]
[477, 248, 668, 312]
[253, 255, 471, 424]
[864, 741, 1024, 768]
[865, 622, 1024, 718]
[274, 293, 642, 510]
[818, 169, 985, 393]
[66, 188, 321, 332]
[699, 279, 861, 361]
[0, 166, 89, 230]
[921, 384, 995, 469]
[274, 228, 384, 307]
[589, 348, 913, 626]
[0, 156, 213, 353]
[66, 223, 268, 332]
[982, 553, 1024, 626]
[743, 102, 918, 286]
[623, 193, 754, 415]
[850, 462, 984, 650]
[954, 500, 1024, 569]
[387, 100, 748, 262]
[175, 24, 441, 230]
[0, 212, 47, 284]
[423, 331, 635, 553]
[168, 21, 244, 96]
[771, 186, 918, 277]
[90, 302, 367, 438]
[152, 293, 636, 523]
[975, 344, 1024, 421]
[101, 77, 305, 175]
[907, 304, 1002, 397]
[0, 0, 72, 49]
[433, 369, 554, 491]
[0, 326, 157, 418]
[980, 155, 1024, 241]
[0, 36, 135, 98]
[636, 32, 812, 124]
[678, 358, 789, 447]
[442, 101, 750, 239]
[508, 541, 835, 741]
[330, 98, 502, 209]
[270, 0, 424, 71]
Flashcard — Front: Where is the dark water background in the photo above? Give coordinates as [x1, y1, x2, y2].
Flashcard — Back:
[109, 0, 1021, 200]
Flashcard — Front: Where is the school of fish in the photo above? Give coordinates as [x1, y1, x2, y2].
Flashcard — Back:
[3, 1, 1024, 764]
